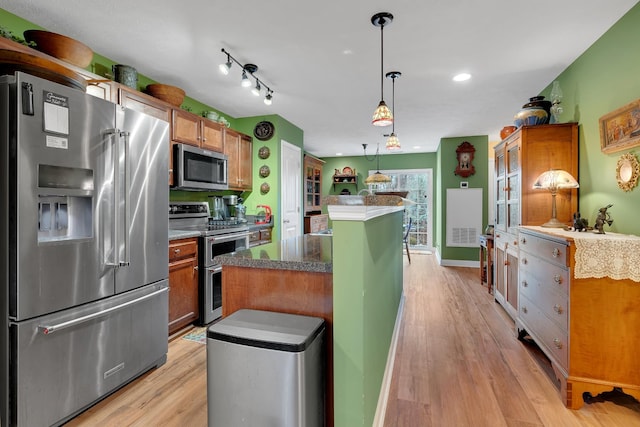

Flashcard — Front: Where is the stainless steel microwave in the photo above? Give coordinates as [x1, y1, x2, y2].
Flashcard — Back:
[173, 143, 228, 191]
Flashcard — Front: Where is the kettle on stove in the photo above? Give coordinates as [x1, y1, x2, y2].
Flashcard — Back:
[255, 205, 271, 224]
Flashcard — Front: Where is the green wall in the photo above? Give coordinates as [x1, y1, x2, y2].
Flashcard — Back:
[437, 135, 489, 262]
[321, 152, 438, 197]
[331, 210, 403, 426]
[538, 2, 640, 235]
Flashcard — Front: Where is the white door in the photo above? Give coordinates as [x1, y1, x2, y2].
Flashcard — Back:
[280, 140, 302, 238]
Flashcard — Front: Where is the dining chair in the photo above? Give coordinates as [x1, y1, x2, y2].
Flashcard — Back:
[403, 217, 412, 264]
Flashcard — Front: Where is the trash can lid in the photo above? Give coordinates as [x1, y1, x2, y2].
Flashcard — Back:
[207, 309, 325, 352]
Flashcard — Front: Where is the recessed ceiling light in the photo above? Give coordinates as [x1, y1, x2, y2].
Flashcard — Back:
[413, 146, 421, 150]
[336, 152, 343, 156]
[453, 73, 471, 82]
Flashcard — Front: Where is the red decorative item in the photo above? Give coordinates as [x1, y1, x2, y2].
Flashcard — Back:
[500, 125, 517, 140]
[454, 141, 476, 178]
[255, 205, 271, 224]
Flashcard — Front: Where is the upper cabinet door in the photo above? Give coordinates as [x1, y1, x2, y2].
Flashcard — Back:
[172, 109, 200, 147]
[201, 119, 224, 153]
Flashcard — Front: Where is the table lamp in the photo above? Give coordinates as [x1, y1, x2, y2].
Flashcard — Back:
[533, 169, 579, 227]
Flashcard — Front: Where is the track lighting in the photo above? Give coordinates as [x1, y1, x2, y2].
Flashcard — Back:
[219, 48, 274, 105]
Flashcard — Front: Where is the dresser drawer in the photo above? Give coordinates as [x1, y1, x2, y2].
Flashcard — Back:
[520, 252, 569, 296]
[519, 232, 569, 268]
[519, 294, 569, 370]
[520, 269, 568, 331]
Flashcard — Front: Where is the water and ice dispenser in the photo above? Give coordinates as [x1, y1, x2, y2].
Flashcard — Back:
[37, 164, 93, 242]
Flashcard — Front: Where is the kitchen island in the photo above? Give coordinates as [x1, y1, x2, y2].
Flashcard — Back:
[215, 195, 405, 427]
[214, 234, 334, 425]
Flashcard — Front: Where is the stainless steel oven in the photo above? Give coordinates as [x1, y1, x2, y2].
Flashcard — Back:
[201, 231, 250, 323]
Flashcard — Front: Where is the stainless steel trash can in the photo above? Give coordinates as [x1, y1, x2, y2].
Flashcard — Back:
[207, 309, 325, 427]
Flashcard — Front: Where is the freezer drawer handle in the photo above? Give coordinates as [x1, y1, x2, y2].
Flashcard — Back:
[37, 287, 167, 335]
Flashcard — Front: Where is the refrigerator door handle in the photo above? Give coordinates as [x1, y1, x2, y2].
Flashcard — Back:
[104, 128, 120, 268]
[37, 287, 168, 335]
[119, 130, 131, 267]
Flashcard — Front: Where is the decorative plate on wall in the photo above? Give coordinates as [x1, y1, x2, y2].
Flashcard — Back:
[254, 121, 275, 141]
[258, 146, 270, 159]
[259, 165, 271, 178]
[260, 182, 270, 194]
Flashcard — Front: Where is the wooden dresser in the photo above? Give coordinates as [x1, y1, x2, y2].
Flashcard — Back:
[517, 226, 640, 409]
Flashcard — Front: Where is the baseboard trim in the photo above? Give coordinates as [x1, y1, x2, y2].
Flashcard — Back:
[373, 293, 405, 427]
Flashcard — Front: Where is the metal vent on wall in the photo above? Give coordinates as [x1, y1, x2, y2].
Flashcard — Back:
[446, 188, 482, 248]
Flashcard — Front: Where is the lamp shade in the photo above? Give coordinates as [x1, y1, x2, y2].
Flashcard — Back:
[533, 169, 579, 191]
[372, 101, 393, 126]
[364, 171, 392, 184]
[386, 133, 400, 150]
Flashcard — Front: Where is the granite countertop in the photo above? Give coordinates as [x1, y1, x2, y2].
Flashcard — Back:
[214, 234, 333, 273]
[323, 194, 404, 206]
[169, 229, 202, 240]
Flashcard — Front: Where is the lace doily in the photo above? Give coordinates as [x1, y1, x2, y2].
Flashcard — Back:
[573, 233, 640, 282]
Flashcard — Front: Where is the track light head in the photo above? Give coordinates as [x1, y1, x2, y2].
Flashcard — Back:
[251, 80, 262, 96]
[264, 91, 273, 105]
[241, 70, 251, 87]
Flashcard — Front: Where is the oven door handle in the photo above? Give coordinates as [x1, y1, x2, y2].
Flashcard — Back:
[208, 265, 223, 274]
[210, 231, 250, 244]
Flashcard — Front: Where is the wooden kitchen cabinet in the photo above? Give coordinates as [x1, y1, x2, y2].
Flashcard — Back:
[171, 108, 224, 152]
[304, 154, 324, 214]
[517, 227, 640, 409]
[118, 85, 172, 122]
[492, 123, 578, 318]
[224, 128, 253, 190]
[168, 238, 199, 336]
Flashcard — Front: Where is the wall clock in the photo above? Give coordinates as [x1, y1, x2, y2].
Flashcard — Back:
[254, 121, 275, 141]
[454, 141, 476, 178]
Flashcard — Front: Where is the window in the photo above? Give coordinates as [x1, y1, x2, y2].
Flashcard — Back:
[368, 168, 433, 251]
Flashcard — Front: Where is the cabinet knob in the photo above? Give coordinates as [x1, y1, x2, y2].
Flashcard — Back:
[553, 304, 563, 314]
[522, 280, 528, 287]
[513, 240, 518, 246]
[554, 274, 562, 284]
[522, 306, 528, 314]
[553, 338, 563, 349]
[174, 248, 181, 254]
[552, 248, 561, 258]
[520, 237, 526, 244]
[194, 266, 199, 271]
[521, 257, 527, 265]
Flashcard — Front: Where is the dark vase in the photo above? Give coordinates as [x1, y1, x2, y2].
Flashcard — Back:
[522, 96, 552, 117]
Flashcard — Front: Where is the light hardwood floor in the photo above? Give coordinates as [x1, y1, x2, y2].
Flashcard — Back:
[66, 253, 640, 426]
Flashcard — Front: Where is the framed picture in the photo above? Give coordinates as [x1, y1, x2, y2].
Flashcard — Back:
[599, 98, 640, 153]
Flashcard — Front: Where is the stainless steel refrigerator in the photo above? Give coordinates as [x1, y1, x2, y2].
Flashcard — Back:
[0, 71, 170, 427]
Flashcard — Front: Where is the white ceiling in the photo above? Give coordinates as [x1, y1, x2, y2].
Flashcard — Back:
[2, 0, 637, 157]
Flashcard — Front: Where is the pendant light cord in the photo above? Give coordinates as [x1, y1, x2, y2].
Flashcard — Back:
[380, 21, 385, 102]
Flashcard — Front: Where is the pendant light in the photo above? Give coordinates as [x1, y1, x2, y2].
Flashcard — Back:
[385, 71, 401, 150]
[371, 12, 394, 127]
[363, 143, 392, 184]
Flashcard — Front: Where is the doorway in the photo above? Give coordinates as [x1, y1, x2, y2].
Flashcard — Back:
[368, 168, 433, 251]
[280, 140, 302, 238]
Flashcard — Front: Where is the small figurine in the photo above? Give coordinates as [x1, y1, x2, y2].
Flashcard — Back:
[568, 212, 590, 232]
[594, 204, 614, 234]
